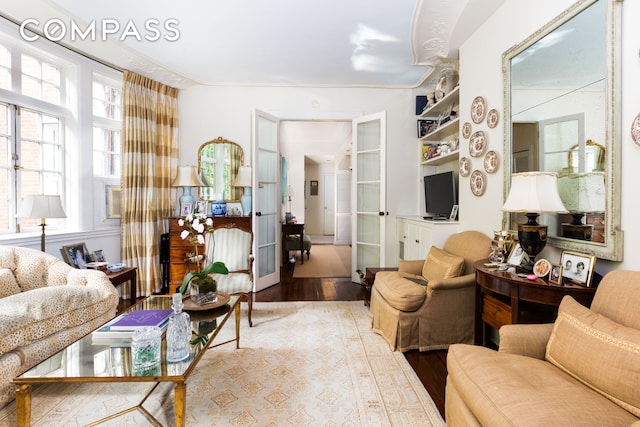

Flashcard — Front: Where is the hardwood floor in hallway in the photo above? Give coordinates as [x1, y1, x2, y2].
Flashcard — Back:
[255, 262, 448, 419]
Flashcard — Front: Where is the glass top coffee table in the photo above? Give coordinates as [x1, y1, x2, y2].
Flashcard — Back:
[13, 294, 241, 427]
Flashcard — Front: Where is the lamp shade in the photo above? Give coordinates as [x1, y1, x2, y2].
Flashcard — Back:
[502, 172, 568, 214]
[284, 185, 294, 198]
[171, 165, 205, 187]
[16, 194, 66, 219]
[233, 166, 252, 187]
[558, 172, 605, 213]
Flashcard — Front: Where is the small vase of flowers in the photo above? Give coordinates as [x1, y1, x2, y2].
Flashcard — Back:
[177, 214, 228, 305]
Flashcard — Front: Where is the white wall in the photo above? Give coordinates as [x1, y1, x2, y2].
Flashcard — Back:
[459, 0, 640, 273]
[179, 85, 419, 265]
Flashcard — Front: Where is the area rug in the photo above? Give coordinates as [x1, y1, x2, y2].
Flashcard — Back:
[292, 244, 352, 278]
[0, 302, 444, 427]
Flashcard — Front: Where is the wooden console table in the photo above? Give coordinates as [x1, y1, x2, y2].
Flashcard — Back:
[282, 223, 305, 264]
[474, 260, 597, 346]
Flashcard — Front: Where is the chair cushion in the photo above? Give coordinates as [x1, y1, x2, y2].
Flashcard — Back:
[372, 271, 426, 312]
[421, 246, 465, 281]
[546, 296, 640, 417]
[0, 268, 20, 299]
[211, 272, 252, 294]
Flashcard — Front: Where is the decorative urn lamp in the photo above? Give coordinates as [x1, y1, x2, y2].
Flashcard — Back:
[502, 172, 568, 271]
[172, 165, 205, 208]
[557, 172, 605, 241]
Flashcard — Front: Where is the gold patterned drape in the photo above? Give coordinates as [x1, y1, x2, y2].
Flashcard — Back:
[121, 71, 179, 297]
[230, 146, 243, 200]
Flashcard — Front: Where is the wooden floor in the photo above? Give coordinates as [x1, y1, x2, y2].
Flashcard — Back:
[118, 261, 448, 419]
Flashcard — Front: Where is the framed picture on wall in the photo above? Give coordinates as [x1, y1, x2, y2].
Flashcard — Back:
[310, 180, 319, 196]
[105, 185, 121, 219]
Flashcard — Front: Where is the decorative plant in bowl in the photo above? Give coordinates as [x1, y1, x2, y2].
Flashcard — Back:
[176, 214, 228, 304]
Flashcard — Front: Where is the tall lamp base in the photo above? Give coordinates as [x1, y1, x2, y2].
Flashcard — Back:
[517, 213, 548, 272]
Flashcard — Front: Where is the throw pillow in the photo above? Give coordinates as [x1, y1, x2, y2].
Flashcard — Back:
[421, 246, 465, 281]
[0, 268, 20, 298]
[546, 296, 640, 417]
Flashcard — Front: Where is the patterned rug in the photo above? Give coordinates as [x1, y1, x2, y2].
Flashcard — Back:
[0, 302, 444, 427]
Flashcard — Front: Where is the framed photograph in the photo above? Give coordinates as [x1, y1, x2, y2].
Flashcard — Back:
[93, 249, 106, 263]
[194, 200, 208, 214]
[560, 251, 596, 287]
[180, 202, 193, 216]
[449, 204, 459, 221]
[61, 242, 90, 269]
[310, 180, 319, 196]
[549, 264, 563, 285]
[418, 119, 433, 138]
[105, 185, 121, 219]
[226, 201, 243, 217]
[533, 258, 551, 278]
[506, 242, 527, 266]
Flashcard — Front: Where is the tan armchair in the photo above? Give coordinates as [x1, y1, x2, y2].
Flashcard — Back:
[205, 224, 254, 326]
[369, 230, 491, 352]
[445, 270, 640, 426]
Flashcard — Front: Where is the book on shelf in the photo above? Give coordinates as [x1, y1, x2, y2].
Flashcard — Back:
[109, 309, 173, 330]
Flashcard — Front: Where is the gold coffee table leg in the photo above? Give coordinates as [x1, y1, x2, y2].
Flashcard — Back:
[16, 384, 31, 427]
[235, 302, 241, 349]
[175, 381, 186, 427]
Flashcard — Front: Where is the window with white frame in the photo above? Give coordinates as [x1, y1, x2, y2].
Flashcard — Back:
[92, 76, 122, 177]
[0, 41, 66, 234]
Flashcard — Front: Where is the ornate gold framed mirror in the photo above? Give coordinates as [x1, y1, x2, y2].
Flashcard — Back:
[197, 137, 244, 201]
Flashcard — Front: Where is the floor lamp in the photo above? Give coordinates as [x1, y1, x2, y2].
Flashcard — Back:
[16, 194, 67, 252]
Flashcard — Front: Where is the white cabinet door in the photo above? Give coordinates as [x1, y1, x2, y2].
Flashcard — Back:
[352, 112, 386, 282]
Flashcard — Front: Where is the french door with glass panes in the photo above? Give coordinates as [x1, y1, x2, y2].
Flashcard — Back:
[351, 112, 386, 283]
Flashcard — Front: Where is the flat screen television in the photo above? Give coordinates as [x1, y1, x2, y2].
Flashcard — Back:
[423, 171, 458, 220]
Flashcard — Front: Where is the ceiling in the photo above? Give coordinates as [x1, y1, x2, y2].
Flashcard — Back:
[0, 0, 505, 89]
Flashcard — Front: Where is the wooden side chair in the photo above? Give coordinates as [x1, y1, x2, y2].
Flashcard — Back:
[205, 224, 254, 326]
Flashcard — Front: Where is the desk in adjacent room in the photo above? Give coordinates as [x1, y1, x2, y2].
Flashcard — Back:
[282, 223, 305, 264]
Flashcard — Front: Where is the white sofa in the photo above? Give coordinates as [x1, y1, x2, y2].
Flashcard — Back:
[0, 246, 119, 407]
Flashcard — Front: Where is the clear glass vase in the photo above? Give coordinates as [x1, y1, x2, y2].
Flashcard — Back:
[189, 276, 218, 305]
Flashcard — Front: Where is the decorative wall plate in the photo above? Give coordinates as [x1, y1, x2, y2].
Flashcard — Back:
[487, 109, 499, 128]
[462, 122, 472, 139]
[459, 157, 471, 177]
[484, 150, 499, 174]
[632, 113, 640, 145]
[470, 170, 486, 197]
[469, 130, 487, 157]
[471, 96, 486, 124]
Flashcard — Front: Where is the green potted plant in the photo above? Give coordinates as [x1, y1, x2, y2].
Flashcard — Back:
[176, 214, 228, 303]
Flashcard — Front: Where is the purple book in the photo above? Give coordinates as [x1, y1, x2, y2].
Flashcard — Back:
[110, 309, 173, 330]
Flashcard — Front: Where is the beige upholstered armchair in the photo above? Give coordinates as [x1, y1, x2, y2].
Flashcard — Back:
[205, 225, 254, 326]
[370, 230, 491, 352]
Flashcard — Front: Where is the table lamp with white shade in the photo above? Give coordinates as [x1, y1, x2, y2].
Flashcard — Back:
[171, 165, 204, 208]
[284, 185, 294, 223]
[558, 172, 606, 241]
[502, 172, 568, 271]
[16, 194, 67, 252]
[233, 165, 252, 216]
